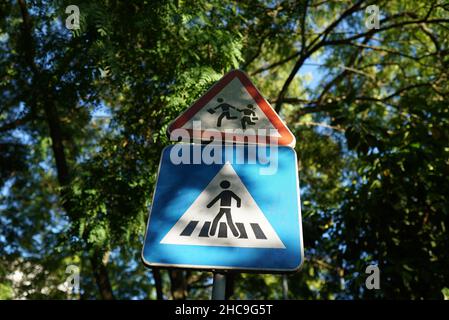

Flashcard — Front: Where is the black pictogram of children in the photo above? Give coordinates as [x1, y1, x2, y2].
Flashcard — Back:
[207, 98, 258, 129]
[207, 180, 241, 238]
[240, 104, 257, 129]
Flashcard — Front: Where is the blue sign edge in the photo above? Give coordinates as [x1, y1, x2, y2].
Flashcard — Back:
[141, 143, 304, 273]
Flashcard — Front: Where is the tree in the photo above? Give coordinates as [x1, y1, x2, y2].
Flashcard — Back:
[1, 0, 448, 299]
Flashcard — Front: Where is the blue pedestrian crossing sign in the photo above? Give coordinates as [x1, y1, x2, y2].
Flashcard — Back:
[142, 144, 303, 272]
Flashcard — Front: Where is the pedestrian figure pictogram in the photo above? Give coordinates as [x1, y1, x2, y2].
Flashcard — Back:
[207, 180, 241, 237]
[159, 161, 285, 248]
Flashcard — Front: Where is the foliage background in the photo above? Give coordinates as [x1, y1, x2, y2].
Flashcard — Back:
[1, 0, 448, 299]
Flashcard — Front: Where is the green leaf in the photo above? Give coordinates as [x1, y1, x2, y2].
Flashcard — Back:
[442, 288, 449, 300]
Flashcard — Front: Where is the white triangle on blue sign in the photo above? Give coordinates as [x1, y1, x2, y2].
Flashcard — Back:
[160, 162, 285, 249]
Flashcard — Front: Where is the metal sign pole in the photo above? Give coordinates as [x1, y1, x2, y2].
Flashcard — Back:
[282, 274, 289, 300]
[211, 272, 226, 300]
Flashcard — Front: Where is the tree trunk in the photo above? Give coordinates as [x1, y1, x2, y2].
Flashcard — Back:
[225, 273, 235, 300]
[43, 98, 115, 299]
[90, 249, 115, 300]
[152, 268, 164, 300]
[17, 0, 115, 300]
[169, 270, 187, 300]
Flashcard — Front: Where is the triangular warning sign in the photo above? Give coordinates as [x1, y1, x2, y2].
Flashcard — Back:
[167, 70, 296, 147]
[160, 162, 285, 249]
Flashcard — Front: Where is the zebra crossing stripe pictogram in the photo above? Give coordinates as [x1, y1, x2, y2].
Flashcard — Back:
[179, 221, 267, 240]
[160, 162, 285, 249]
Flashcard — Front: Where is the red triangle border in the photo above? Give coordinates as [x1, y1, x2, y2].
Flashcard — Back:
[167, 70, 296, 147]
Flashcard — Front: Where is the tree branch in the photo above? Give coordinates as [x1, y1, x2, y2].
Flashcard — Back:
[321, 18, 449, 48]
[269, 97, 310, 105]
[315, 31, 375, 106]
[274, 0, 366, 113]
[356, 82, 436, 102]
[307, 0, 366, 50]
[241, 31, 271, 70]
[0, 114, 31, 133]
[295, 121, 345, 132]
[250, 51, 301, 76]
